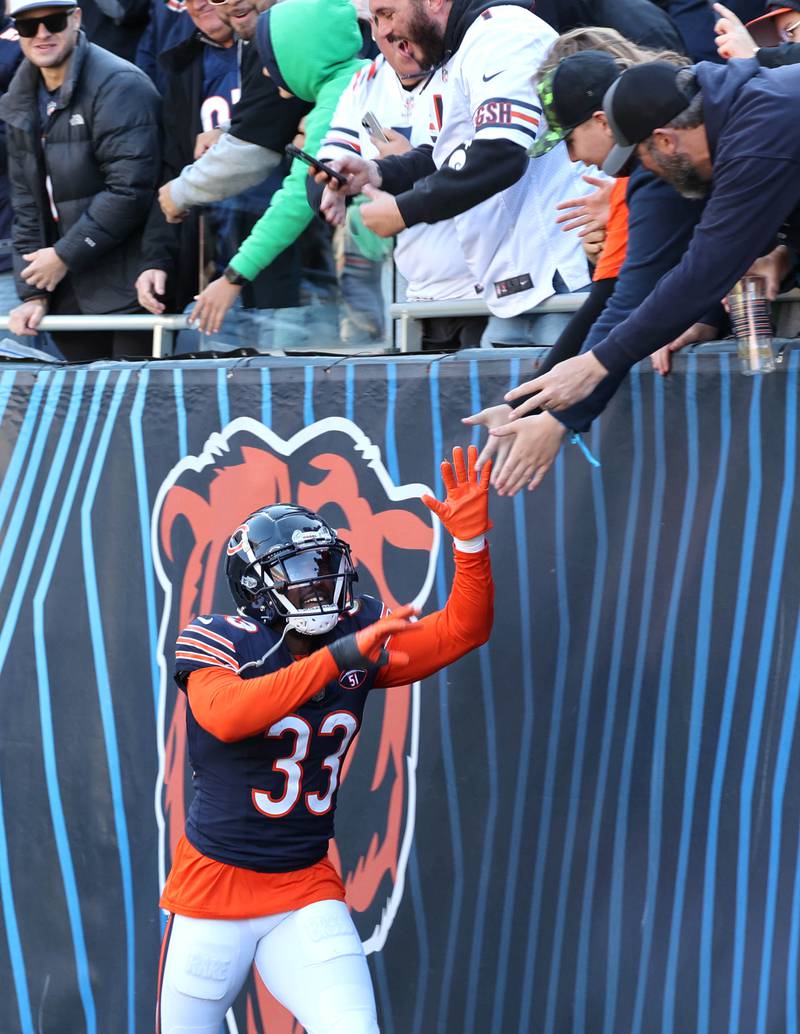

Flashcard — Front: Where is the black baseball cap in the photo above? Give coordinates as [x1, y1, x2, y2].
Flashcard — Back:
[528, 50, 621, 158]
[602, 61, 697, 177]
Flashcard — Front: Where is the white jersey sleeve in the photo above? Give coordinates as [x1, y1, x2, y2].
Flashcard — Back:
[458, 7, 556, 151]
[317, 56, 422, 164]
[317, 62, 372, 162]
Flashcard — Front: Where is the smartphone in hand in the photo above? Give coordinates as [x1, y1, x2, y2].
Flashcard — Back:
[361, 111, 389, 144]
[285, 143, 348, 186]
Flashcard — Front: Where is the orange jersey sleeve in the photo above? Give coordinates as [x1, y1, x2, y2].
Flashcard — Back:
[186, 647, 338, 742]
[376, 544, 493, 688]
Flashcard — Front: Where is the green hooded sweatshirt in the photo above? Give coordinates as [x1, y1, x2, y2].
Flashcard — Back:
[229, 0, 365, 283]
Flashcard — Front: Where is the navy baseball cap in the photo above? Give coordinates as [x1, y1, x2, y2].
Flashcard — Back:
[529, 50, 621, 158]
[602, 61, 697, 176]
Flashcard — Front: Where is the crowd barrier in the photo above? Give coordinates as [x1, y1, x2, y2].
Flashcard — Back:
[3, 290, 799, 355]
[2, 346, 800, 1034]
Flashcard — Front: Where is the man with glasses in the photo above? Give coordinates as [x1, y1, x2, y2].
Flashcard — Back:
[135, 0, 307, 351]
[0, 0, 161, 359]
[715, 0, 800, 64]
[156, 0, 310, 227]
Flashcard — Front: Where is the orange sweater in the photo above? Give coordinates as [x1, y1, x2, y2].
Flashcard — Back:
[593, 177, 629, 282]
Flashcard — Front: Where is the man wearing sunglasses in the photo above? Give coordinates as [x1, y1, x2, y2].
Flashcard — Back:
[0, 0, 161, 359]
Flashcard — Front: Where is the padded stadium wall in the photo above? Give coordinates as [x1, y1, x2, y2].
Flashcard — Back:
[1, 351, 799, 1034]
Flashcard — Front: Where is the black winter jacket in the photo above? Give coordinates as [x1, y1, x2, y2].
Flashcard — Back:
[0, 19, 22, 274]
[0, 32, 161, 313]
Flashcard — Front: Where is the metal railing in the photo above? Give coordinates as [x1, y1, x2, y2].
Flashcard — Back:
[0, 314, 189, 358]
[1, 290, 799, 358]
[389, 295, 586, 351]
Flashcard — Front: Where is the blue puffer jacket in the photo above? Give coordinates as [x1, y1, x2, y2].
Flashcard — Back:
[0, 20, 22, 275]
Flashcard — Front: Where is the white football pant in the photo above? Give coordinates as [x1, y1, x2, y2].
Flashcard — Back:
[157, 899, 380, 1033]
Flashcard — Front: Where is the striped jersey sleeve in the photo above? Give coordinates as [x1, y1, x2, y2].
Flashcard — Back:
[175, 617, 240, 676]
[317, 60, 377, 161]
[461, 7, 554, 150]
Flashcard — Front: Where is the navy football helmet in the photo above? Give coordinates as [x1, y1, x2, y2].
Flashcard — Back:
[225, 504, 357, 635]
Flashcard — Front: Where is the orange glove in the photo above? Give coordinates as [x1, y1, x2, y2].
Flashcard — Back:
[328, 603, 421, 671]
[421, 445, 492, 540]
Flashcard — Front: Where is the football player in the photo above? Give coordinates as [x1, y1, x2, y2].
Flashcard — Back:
[156, 445, 493, 1033]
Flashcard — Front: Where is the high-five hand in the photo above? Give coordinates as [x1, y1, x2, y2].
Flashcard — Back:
[505, 351, 608, 415]
[422, 444, 492, 540]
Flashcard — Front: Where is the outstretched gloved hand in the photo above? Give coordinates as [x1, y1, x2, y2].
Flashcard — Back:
[328, 603, 421, 671]
[422, 445, 492, 541]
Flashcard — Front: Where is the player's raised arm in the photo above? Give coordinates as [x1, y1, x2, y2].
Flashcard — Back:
[376, 445, 494, 688]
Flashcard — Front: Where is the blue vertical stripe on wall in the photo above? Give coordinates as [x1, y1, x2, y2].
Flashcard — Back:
[573, 368, 644, 1031]
[605, 373, 667, 1034]
[518, 450, 570, 1034]
[30, 371, 99, 1033]
[80, 371, 137, 1034]
[544, 419, 608, 1034]
[172, 369, 187, 458]
[492, 358, 536, 1034]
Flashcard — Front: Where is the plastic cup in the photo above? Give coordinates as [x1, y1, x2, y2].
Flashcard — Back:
[725, 275, 775, 375]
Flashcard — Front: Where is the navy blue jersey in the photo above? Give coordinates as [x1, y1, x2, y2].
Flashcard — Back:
[174, 596, 384, 873]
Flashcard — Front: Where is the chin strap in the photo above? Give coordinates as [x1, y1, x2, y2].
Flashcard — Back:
[237, 622, 291, 674]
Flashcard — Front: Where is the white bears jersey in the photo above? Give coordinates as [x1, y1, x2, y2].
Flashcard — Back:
[317, 55, 478, 303]
[426, 5, 591, 316]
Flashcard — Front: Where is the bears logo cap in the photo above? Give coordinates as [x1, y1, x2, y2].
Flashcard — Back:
[9, 0, 76, 16]
[529, 50, 621, 158]
[602, 61, 698, 177]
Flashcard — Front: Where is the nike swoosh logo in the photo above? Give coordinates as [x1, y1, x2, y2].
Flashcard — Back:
[196, 616, 213, 624]
[482, 70, 504, 81]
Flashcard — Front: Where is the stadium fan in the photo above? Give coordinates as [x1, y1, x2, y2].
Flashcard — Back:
[308, 29, 487, 348]
[0, 0, 161, 359]
[314, 0, 591, 344]
[0, 17, 27, 337]
[714, 0, 800, 65]
[530, 28, 723, 380]
[311, 46, 430, 345]
[134, 0, 304, 350]
[76, 0, 149, 62]
[185, 0, 365, 336]
[135, 0, 193, 95]
[489, 55, 800, 494]
[156, 446, 493, 1033]
[653, 0, 763, 61]
[464, 32, 720, 480]
[157, 0, 310, 228]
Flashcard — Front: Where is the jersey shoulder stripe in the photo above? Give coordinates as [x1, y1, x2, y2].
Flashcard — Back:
[175, 649, 238, 672]
[175, 615, 254, 669]
[176, 635, 239, 670]
[185, 623, 236, 651]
